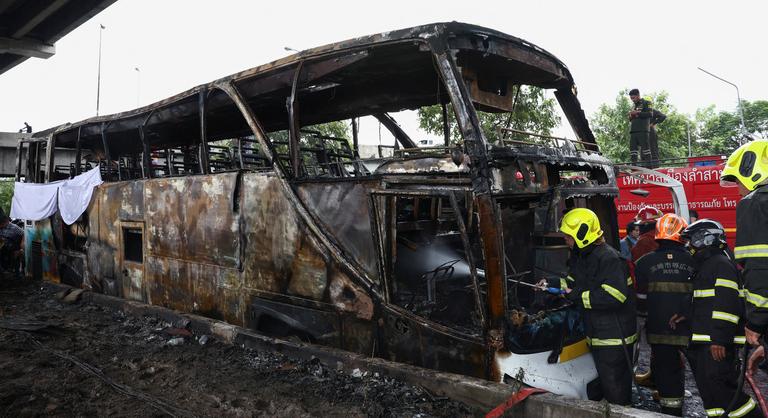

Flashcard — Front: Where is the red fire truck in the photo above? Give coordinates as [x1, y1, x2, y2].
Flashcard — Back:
[616, 156, 741, 248]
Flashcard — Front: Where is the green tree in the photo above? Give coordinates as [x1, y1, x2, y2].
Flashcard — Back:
[591, 90, 694, 163]
[698, 100, 768, 155]
[0, 180, 13, 216]
[417, 86, 560, 144]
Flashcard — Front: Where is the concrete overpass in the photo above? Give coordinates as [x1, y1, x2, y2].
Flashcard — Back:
[0, 0, 117, 75]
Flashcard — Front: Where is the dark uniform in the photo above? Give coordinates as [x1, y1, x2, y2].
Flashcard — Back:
[630, 98, 653, 165]
[688, 247, 759, 418]
[734, 186, 768, 336]
[632, 229, 659, 314]
[566, 241, 637, 405]
[635, 241, 694, 415]
[648, 109, 667, 169]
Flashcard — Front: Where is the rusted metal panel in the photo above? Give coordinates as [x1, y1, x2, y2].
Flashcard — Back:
[286, 235, 328, 300]
[328, 268, 373, 321]
[144, 255, 243, 324]
[145, 174, 239, 267]
[295, 180, 380, 282]
[240, 173, 302, 293]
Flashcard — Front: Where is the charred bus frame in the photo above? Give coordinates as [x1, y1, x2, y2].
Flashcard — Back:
[18, 22, 619, 399]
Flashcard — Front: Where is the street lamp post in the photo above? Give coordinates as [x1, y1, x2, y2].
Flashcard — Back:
[697, 67, 747, 143]
[96, 24, 105, 116]
[134, 67, 140, 108]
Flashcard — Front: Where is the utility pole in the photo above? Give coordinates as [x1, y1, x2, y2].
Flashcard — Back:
[697, 67, 747, 144]
[96, 24, 106, 116]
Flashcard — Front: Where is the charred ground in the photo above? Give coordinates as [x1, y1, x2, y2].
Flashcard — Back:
[0, 279, 477, 417]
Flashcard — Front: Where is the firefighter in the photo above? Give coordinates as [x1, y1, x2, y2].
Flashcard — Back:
[720, 140, 768, 347]
[559, 208, 637, 405]
[632, 205, 664, 313]
[681, 219, 759, 418]
[634, 214, 694, 416]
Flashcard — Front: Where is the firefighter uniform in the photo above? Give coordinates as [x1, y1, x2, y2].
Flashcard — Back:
[734, 186, 768, 336]
[630, 97, 653, 165]
[568, 242, 637, 405]
[635, 240, 694, 416]
[632, 206, 663, 315]
[688, 247, 759, 418]
[560, 208, 637, 406]
[721, 141, 768, 343]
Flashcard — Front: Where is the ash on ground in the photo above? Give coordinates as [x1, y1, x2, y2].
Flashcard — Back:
[0, 279, 477, 417]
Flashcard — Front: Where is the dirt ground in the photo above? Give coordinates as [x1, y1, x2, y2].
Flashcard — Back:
[0, 279, 478, 418]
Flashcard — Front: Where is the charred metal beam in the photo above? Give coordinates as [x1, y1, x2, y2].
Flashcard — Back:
[351, 117, 359, 154]
[198, 89, 210, 174]
[43, 134, 54, 183]
[351, 117, 361, 176]
[442, 103, 450, 146]
[100, 122, 117, 181]
[221, 81, 381, 297]
[430, 48, 507, 332]
[372, 113, 416, 149]
[138, 110, 155, 179]
[449, 193, 485, 326]
[554, 88, 598, 150]
[74, 126, 82, 176]
[288, 62, 304, 178]
[216, 82, 275, 169]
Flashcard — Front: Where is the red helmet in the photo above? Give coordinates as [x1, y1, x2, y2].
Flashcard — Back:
[655, 213, 688, 243]
[635, 206, 663, 224]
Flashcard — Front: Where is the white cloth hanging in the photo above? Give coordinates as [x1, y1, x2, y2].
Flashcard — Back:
[58, 167, 103, 225]
[10, 167, 103, 224]
[10, 180, 64, 221]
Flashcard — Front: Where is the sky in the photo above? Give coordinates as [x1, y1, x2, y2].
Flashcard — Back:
[1, 0, 766, 145]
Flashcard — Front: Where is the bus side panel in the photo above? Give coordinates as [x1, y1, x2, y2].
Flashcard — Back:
[143, 174, 241, 317]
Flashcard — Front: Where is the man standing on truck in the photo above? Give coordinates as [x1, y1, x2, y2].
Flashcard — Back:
[559, 208, 637, 406]
[634, 214, 693, 416]
[720, 141, 768, 347]
[628, 89, 654, 166]
[681, 219, 759, 418]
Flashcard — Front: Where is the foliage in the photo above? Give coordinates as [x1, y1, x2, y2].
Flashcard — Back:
[589, 90, 768, 162]
[698, 100, 768, 155]
[417, 86, 560, 144]
[0, 180, 13, 216]
[591, 90, 695, 163]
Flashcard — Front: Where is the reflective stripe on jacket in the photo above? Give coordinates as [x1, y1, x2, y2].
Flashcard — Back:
[566, 242, 637, 343]
[690, 249, 746, 346]
[735, 187, 768, 334]
[635, 242, 694, 346]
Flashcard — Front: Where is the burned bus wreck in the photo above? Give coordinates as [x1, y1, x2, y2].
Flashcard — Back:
[18, 22, 619, 399]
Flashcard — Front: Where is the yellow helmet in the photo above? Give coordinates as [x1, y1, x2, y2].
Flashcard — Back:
[560, 208, 603, 249]
[721, 140, 768, 191]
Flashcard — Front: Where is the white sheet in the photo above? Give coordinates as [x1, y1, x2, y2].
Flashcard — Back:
[10, 180, 64, 221]
[58, 167, 103, 225]
[10, 167, 103, 224]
